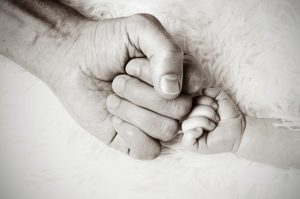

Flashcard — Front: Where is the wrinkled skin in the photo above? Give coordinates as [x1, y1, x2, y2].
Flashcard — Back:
[46, 14, 202, 159]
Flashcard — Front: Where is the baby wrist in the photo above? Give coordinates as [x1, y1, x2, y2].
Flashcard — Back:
[232, 114, 246, 152]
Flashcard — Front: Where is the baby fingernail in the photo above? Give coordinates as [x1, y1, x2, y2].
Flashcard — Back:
[212, 103, 218, 110]
[160, 74, 180, 95]
[215, 114, 220, 121]
[106, 95, 121, 110]
[210, 121, 216, 128]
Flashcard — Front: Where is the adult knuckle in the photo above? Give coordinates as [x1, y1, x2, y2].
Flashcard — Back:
[130, 150, 145, 160]
[102, 130, 118, 145]
[160, 45, 183, 57]
[106, 94, 121, 112]
[127, 13, 158, 26]
[144, 144, 161, 160]
[133, 13, 158, 22]
[125, 78, 143, 94]
[161, 119, 179, 141]
[186, 80, 202, 94]
[149, 144, 161, 158]
[127, 76, 140, 85]
[172, 96, 193, 120]
[170, 44, 183, 54]
[131, 144, 161, 160]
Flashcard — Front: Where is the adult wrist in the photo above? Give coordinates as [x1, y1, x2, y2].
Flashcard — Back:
[0, 0, 88, 83]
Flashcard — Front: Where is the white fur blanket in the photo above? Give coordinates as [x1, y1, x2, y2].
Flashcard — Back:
[1, 0, 300, 198]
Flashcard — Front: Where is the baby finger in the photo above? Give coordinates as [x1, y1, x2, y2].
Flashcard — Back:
[182, 128, 204, 151]
[182, 116, 216, 132]
[188, 105, 220, 123]
[194, 95, 218, 110]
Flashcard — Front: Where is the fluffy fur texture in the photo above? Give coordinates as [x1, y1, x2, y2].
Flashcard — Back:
[1, 0, 300, 198]
[68, 0, 300, 129]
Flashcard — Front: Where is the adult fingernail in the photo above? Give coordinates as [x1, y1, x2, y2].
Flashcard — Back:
[112, 76, 129, 93]
[112, 116, 123, 124]
[106, 95, 121, 110]
[160, 74, 180, 95]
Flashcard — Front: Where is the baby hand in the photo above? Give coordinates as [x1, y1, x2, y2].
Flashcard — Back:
[182, 88, 245, 154]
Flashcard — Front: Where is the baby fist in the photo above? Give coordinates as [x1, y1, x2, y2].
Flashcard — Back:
[182, 88, 245, 154]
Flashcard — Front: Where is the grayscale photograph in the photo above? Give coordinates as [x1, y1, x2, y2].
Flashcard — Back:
[0, 0, 300, 198]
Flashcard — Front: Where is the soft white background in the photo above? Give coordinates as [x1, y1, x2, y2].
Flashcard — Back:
[1, 0, 300, 198]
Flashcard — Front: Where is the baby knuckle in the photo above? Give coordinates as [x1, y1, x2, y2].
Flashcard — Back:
[202, 105, 213, 115]
[203, 117, 211, 126]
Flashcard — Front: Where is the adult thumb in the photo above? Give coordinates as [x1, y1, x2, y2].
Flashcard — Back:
[124, 14, 183, 99]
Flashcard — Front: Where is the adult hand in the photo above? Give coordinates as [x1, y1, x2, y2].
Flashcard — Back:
[50, 14, 188, 159]
[0, 0, 202, 159]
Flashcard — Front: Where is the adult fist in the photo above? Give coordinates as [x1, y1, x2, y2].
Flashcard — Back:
[1, 0, 196, 159]
[49, 13, 185, 159]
